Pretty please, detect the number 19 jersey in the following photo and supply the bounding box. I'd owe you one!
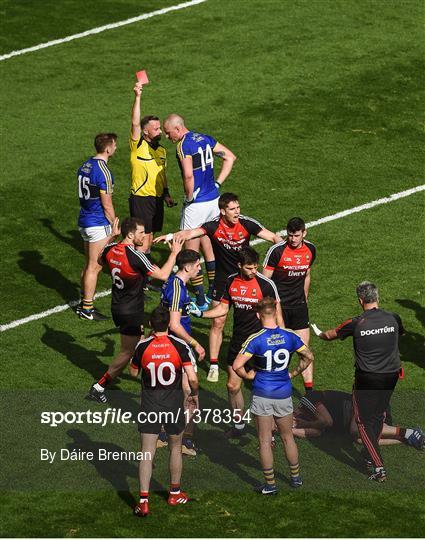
[240,327,306,399]
[177,131,219,202]
[77,157,114,227]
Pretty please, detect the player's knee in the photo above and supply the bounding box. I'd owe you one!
[226,380,241,395]
[212,317,225,331]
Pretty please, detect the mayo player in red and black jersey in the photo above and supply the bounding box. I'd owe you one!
[87,217,183,404]
[263,217,316,392]
[191,247,283,438]
[130,307,199,517]
[155,192,282,383]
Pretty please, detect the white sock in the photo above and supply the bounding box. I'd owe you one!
[93,383,104,392]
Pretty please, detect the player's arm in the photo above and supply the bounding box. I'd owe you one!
[190,301,229,319]
[233,352,256,380]
[131,83,143,141]
[163,172,175,208]
[213,142,237,186]
[276,301,285,328]
[304,268,311,302]
[153,228,205,245]
[257,228,283,244]
[262,268,274,279]
[294,403,333,430]
[289,346,314,379]
[100,191,116,224]
[169,311,205,360]
[179,155,196,201]
[129,345,142,377]
[311,318,355,341]
[184,363,199,409]
[96,219,120,265]
[149,237,184,281]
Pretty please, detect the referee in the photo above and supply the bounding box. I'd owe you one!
[311,281,404,482]
[129,82,175,255]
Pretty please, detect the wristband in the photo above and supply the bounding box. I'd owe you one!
[165,233,173,242]
[189,338,198,347]
[214,181,221,189]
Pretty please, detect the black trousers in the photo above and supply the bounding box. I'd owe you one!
[352,370,399,468]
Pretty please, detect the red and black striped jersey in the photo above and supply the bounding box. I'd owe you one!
[221,272,280,338]
[263,240,316,306]
[101,242,157,315]
[130,334,194,411]
[200,216,263,278]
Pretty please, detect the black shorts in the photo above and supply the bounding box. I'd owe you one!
[137,408,185,435]
[112,311,144,336]
[129,194,164,234]
[282,303,309,331]
[226,336,249,366]
[211,275,228,302]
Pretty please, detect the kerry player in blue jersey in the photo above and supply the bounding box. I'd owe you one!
[163,114,236,309]
[161,249,206,456]
[233,297,314,495]
[77,133,118,320]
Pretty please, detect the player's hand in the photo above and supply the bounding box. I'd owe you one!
[194,343,206,361]
[245,369,256,380]
[153,234,169,244]
[133,82,143,96]
[170,236,184,255]
[310,323,322,337]
[189,302,203,318]
[186,394,199,412]
[111,217,120,237]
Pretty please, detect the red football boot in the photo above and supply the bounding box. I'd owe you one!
[133,500,149,517]
[167,491,189,505]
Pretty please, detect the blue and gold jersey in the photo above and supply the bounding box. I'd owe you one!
[161,274,191,334]
[240,327,306,399]
[176,131,219,203]
[77,157,114,227]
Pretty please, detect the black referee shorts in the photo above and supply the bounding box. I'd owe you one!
[129,194,164,234]
[282,303,309,331]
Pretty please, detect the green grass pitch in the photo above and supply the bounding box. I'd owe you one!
[0,0,424,537]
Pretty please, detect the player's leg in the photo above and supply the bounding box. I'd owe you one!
[289,304,313,392]
[275,411,302,487]
[200,235,215,299]
[134,432,158,517]
[181,372,197,456]
[207,299,227,382]
[224,364,246,438]
[167,431,189,505]
[80,230,110,320]
[254,414,277,494]
[88,320,142,403]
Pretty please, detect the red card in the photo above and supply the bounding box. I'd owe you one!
[135,70,149,85]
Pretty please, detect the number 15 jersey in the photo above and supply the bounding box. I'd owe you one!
[77,157,114,228]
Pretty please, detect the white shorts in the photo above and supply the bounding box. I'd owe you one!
[180,197,219,230]
[79,224,112,243]
[250,395,293,417]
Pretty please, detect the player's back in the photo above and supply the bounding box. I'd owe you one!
[177,131,218,202]
[77,157,113,227]
[244,327,305,399]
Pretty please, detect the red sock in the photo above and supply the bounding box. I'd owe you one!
[98,372,112,388]
[210,358,218,365]
[139,491,149,502]
[304,382,313,392]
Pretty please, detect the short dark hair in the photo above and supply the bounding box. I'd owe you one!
[94,132,117,153]
[238,246,259,266]
[121,216,145,238]
[141,115,160,130]
[219,192,239,210]
[287,217,306,233]
[150,305,170,332]
[256,297,277,315]
[356,281,379,303]
[176,249,200,270]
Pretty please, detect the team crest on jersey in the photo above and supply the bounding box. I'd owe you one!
[306,255,310,261]
[238,232,244,239]
[252,289,257,296]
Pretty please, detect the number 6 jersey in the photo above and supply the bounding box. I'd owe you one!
[240,327,306,399]
[100,243,156,315]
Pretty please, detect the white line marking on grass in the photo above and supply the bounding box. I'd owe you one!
[1,184,424,332]
[0,0,207,62]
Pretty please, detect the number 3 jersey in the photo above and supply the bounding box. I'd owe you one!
[77,157,114,228]
[130,334,195,412]
[240,327,306,399]
[101,243,156,315]
[176,131,219,202]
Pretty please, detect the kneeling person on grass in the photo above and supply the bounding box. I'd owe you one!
[130,306,199,517]
[87,217,183,403]
[233,297,313,494]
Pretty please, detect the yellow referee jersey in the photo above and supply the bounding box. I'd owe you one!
[129,136,167,197]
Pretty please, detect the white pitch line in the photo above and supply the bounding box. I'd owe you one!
[0,0,207,62]
[1,184,424,332]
